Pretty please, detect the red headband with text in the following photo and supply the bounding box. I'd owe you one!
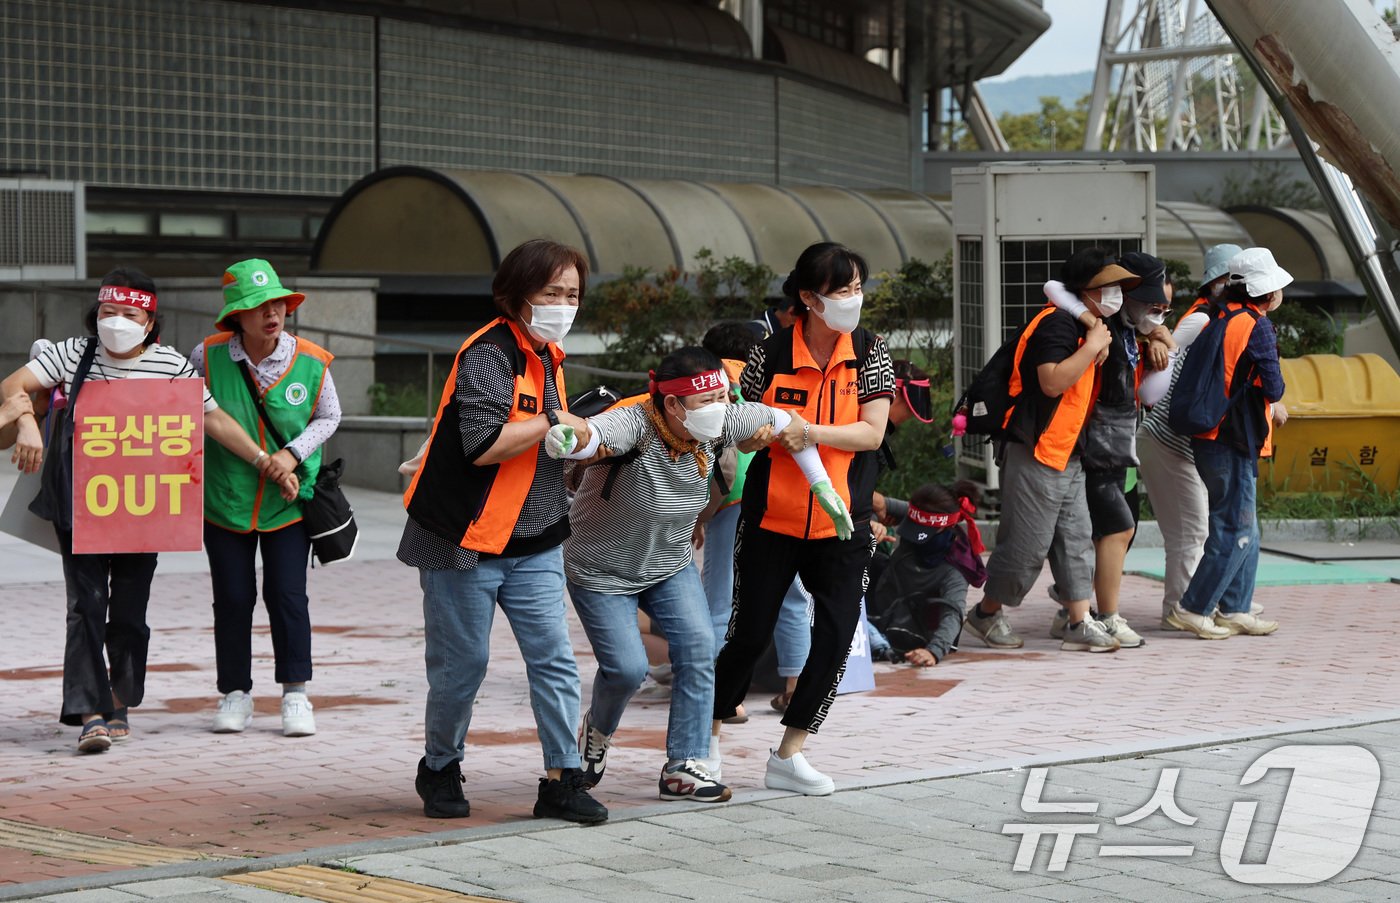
[908,496,984,555]
[97,285,158,311]
[650,369,726,398]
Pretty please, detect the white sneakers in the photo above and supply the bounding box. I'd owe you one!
[1214,611,1279,636]
[1164,604,1232,639]
[281,692,317,736]
[764,749,835,796]
[211,689,317,735]
[211,690,254,732]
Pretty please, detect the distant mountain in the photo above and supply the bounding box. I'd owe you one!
[977,71,1096,117]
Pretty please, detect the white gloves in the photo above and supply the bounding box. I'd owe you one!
[545,424,576,459]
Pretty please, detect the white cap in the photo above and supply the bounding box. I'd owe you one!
[1227,247,1293,298]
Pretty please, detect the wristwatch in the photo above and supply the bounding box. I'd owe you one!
[545,409,560,427]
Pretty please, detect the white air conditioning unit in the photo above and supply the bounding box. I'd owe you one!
[951,161,1154,488]
[0,179,86,281]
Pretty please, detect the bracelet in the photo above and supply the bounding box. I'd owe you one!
[801,423,812,450]
[252,450,268,467]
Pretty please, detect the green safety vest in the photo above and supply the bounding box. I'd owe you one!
[202,333,331,532]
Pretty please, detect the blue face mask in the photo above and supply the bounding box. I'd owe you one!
[914,528,956,567]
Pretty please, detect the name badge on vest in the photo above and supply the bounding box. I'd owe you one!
[518,393,539,414]
[775,387,808,407]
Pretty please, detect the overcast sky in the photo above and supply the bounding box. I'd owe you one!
[986,0,1397,81]
[986,0,1107,81]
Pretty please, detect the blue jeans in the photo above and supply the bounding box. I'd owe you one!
[569,564,714,761]
[775,578,813,678]
[1180,439,1259,616]
[702,504,741,650]
[419,545,581,773]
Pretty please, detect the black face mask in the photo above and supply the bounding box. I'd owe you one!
[914,528,955,567]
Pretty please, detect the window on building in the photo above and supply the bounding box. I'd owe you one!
[159,212,230,237]
[86,211,154,235]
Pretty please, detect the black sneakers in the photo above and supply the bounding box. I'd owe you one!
[578,710,611,788]
[415,757,472,819]
[534,767,609,825]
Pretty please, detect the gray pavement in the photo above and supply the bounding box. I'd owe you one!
[5,469,1400,902]
[15,717,1400,902]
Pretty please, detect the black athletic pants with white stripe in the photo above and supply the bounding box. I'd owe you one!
[713,519,874,734]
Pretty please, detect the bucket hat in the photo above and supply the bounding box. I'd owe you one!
[1200,243,1243,287]
[216,259,305,331]
[1227,247,1293,298]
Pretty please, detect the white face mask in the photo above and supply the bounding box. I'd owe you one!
[1122,301,1168,335]
[1139,309,1167,333]
[1209,282,1226,299]
[1094,284,1124,317]
[97,315,148,354]
[813,292,863,334]
[680,401,727,442]
[524,303,576,344]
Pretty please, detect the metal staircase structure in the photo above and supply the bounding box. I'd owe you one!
[1082,0,1285,152]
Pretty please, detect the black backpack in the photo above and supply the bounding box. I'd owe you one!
[952,323,1028,439]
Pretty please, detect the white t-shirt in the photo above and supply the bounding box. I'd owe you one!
[27,336,218,412]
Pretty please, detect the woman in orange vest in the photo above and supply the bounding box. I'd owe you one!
[398,239,607,826]
[710,241,896,796]
[967,250,1134,654]
[1167,247,1290,638]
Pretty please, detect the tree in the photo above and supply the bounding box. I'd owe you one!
[996,96,1090,151]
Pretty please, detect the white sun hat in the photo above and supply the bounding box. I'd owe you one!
[1227,247,1293,298]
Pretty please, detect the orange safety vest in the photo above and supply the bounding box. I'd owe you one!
[1196,301,1274,457]
[403,317,567,554]
[744,324,868,539]
[1005,305,1099,472]
[1181,297,1210,322]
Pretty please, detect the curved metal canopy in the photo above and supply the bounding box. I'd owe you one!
[312,166,953,278]
[311,166,1355,292]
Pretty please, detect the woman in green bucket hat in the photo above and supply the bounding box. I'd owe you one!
[188,258,342,738]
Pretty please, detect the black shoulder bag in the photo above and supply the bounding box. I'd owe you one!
[29,339,99,532]
[238,365,357,565]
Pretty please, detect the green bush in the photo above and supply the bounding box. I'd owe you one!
[367,381,432,417]
[865,255,958,501]
[581,250,777,374]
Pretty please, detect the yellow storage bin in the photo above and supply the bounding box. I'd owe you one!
[1265,353,1400,495]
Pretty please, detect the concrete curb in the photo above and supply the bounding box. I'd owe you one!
[8,707,1400,902]
[981,516,1400,549]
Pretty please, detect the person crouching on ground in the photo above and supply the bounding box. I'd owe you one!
[867,481,987,666]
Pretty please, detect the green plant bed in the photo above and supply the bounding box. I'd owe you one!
[1257,489,1400,521]
[367,381,433,418]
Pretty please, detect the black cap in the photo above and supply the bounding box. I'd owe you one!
[1119,251,1168,307]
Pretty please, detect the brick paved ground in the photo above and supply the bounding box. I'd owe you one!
[3,480,1399,892]
[4,544,1398,887]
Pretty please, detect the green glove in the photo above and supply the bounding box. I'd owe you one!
[545,424,576,459]
[811,480,853,541]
